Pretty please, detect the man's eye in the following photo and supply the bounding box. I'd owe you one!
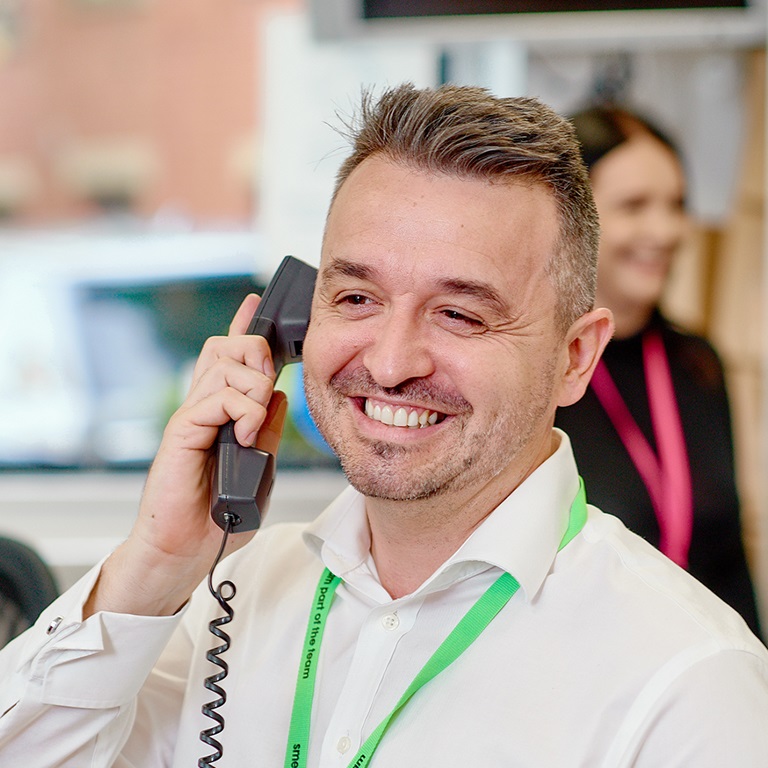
[333,293,378,313]
[441,309,484,327]
[340,294,372,305]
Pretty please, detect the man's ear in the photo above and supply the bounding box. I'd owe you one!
[556,308,614,407]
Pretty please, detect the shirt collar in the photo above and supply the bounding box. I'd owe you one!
[446,429,581,601]
[303,429,581,603]
[304,484,371,578]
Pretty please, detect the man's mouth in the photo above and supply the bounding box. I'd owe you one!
[363,397,443,429]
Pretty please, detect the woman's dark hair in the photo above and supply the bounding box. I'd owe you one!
[569,105,682,172]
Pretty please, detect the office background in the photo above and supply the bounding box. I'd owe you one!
[0,1,765,625]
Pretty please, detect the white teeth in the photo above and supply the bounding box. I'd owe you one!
[364,399,441,429]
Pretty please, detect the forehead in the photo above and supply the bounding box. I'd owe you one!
[323,156,560,297]
[591,136,685,196]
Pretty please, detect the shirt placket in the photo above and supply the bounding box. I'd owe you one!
[318,594,423,767]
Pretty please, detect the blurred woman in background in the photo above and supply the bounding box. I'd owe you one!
[556,105,762,637]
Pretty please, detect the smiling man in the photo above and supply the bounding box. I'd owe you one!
[1,84,767,767]
[302,153,589,599]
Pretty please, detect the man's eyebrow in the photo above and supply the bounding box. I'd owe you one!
[437,278,510,316]
[320,258,375,283]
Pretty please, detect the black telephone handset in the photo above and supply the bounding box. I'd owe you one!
[210,256,317,532]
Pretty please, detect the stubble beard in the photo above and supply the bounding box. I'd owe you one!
[303,366,557,503]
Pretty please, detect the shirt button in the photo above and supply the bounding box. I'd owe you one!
[46,616,63,635]
[337,736,351,754]
[381,613,399,631]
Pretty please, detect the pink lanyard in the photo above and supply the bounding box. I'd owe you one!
[589,328,693,568]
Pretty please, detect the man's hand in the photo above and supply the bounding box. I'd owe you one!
[84,294,288,618]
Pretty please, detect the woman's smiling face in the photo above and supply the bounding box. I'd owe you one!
[591,134,689,332]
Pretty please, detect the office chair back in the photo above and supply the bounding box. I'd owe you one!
[0,536,59,647]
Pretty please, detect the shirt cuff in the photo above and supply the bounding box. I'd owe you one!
[13,560,184,709]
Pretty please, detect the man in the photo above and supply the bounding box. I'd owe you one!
[1,83,767,766]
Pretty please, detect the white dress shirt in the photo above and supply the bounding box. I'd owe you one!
[1,430,767,767]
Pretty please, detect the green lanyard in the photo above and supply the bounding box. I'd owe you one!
[284,479,588,768]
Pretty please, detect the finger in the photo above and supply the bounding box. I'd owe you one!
[170,388,270,451]
[229,293,261,336]
[254,391,288,456]
[185,355,274,409]
[190,334,274,393]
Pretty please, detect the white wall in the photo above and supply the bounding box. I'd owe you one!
[0,468,348,591]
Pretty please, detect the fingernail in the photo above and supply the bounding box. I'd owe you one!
[246,431,258,447]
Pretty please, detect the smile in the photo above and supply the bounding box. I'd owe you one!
[364,398,442,429]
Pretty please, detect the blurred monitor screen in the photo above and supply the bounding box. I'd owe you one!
[0,233,337,472]
[311,0,761,43]
[363,1,747,15]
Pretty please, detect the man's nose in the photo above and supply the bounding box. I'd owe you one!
[361,311,436,389]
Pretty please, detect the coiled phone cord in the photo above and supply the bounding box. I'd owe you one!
[199,513,238,767]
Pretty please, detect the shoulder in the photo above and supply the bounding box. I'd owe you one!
[614,641,768,765]
[219,522,319,589]
[659,317,726,391]
[574,508,764,655]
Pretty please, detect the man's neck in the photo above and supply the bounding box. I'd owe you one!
[366,493,495,599]
[365,432,558,599]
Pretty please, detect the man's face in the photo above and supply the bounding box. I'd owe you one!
[303,156,567,502]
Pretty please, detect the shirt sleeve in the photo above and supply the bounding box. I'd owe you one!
[0,562,186,767]
[616,646,768,767]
